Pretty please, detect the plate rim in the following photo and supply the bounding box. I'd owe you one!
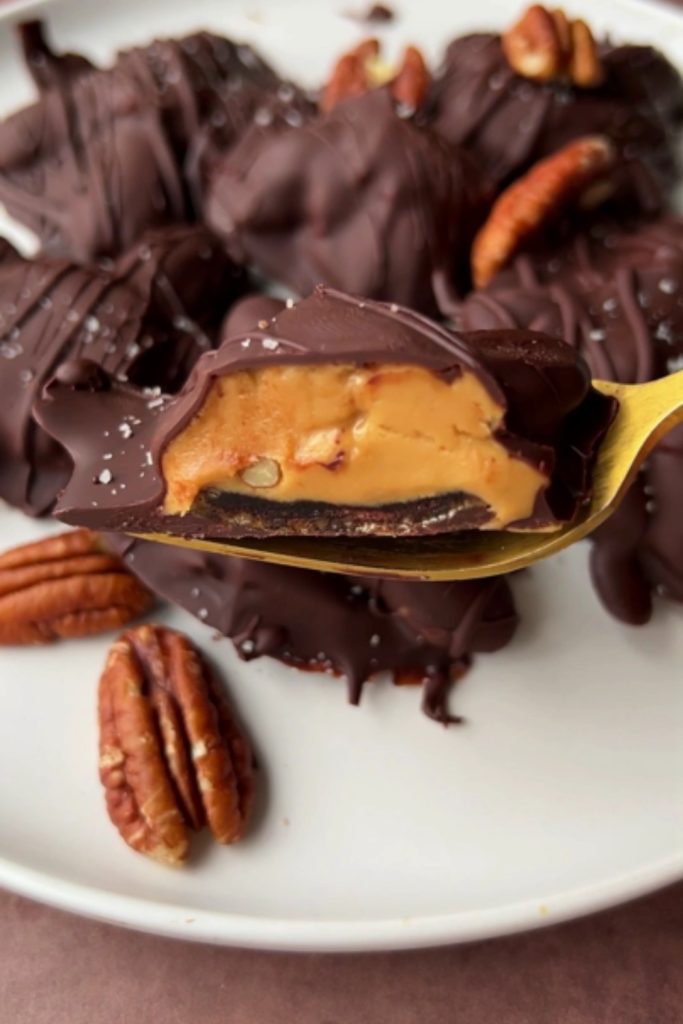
[2,849,683,951]
[0,0,682,952]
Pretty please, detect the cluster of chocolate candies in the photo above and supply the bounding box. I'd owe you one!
[0,7,681,723]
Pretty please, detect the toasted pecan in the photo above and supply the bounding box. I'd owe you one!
[320,38,430,113]
[502,5,603,87]
[98,624,254,865]
[471,135,616,287]
[0,529,153,644]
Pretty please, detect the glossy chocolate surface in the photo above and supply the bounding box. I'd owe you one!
[0,21,306,260]
[205,88,486,315]
[427,33,683,205]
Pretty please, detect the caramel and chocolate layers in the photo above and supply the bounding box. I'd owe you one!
[37,287,614,539]
[108,535,518,724]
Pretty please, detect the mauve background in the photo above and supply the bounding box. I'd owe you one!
[1,0,683,1018]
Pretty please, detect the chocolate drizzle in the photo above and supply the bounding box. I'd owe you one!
[0,22,307,260]
[108,535,518,724]
[205,88,487,314]
[35,287,614,537]
[0,224,244,515]
[455,215,683,623]
[426,33,683,205]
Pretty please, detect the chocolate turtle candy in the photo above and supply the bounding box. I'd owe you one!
[426,17,683,207]
[0,224,244,516]
[108,535,518,724]
[36,287,614,539]
[205,88,486,315]
[0,21,307,260]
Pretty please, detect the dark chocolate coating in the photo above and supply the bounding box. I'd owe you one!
[455,216,683,623]
[36,287,614,537]
[220,294,287,340]
[108,535,518,724]
[0,22,304,260]
[204,88,487,315]
[426,33,683,204]
[455,216,683,383]
[0,224,244,516]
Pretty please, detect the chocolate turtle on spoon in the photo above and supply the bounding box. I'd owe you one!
[35,285,614,544]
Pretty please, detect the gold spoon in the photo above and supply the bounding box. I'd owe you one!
[137,370,683,581]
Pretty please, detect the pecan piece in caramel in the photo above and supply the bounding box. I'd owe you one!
[98,624,254,865]
[0,529,153,644]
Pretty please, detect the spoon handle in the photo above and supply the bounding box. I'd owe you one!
[590,369,683,512]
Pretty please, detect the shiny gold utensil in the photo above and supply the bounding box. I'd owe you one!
[136,371,683,581]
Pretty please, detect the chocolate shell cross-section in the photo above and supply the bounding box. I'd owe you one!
[36,287,615,540]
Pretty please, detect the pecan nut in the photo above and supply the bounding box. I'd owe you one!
[320,38,430,113]
[388,45,431,112]
[0,529,153,644]
[471,135,616,288]
[98,624,254,865]
[502,5,603,87]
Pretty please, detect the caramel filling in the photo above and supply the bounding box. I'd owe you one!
[162,363,549,528]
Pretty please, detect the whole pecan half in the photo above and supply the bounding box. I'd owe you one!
[320,38,430,113]
[502,5,603,87]
[99,624,254,866]
[0,529,153,644]
[471,135,616,288]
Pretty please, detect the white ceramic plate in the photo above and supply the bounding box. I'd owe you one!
[0,0,682,953]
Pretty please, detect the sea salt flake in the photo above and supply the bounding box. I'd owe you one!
[658,277,678,295]
[655,321,674,343]
[254,107,273,127]
[98,469,113,485]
